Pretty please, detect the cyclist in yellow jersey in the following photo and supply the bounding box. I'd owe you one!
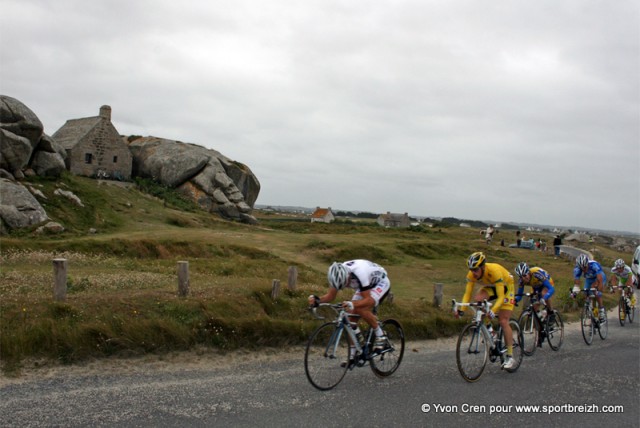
[456,252,516,369]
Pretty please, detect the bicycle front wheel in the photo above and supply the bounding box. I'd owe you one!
[598,309,608,340]
[546,310,564,351]
[518,310,537,356]
[581,305,594,345]
[304,322,349,391]
[370,319,405,378]
[618,296,626,326]
[456,323,488,382]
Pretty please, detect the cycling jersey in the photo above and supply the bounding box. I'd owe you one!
[463,262,515,312]
[515,267,555,302]
[611,265,633,281]
[574,260,606,289]
[342,259,390,304]
[611,265,638,287]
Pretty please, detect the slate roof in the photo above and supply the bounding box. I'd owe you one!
[52,117,102,150]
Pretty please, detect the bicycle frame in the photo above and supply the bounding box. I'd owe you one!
[310,304,379,362]
[452,299,498,350]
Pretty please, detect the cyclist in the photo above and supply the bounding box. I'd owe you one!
[308,259,391,363]
[455,252,516,369]
[514,262,556,343]
[610,258,637,309]
[572,254,607,322]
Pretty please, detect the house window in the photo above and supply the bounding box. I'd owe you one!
[113,156,118,163]
[85,153,93,164]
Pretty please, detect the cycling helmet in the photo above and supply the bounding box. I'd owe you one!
[515,262,530,277]
[614,258,625,270]
[576,254,589,269]
[327,262,349,290]
[467,252,486,270]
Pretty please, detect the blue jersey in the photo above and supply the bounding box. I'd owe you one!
[516,267,555,302]
[573,260,606,286]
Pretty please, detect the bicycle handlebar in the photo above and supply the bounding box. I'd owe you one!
[451,299,493,312]
[308,303,362,320]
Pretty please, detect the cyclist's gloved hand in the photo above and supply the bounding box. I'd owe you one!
[342,301,354,311]
[308,295,320,307]
[540,298,546,307]
[487,310,496,320]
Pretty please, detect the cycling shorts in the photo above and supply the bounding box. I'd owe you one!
[480,285,515,311]
[353,277,391,305]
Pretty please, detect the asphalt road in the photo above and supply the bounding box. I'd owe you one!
[2,310,638,428]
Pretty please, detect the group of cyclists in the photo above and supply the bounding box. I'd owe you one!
[308,246,637,373]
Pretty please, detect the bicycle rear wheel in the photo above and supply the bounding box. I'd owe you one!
[456,323,488,382]
[618,296,626,326]
[581,305,594,345]
[304,322,349,390]
[370,319,405,378]
[598,309,608,340]
[518,310,537,356]
[546,310,564,351]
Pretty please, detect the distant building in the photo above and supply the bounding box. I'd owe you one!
[311,207,335,223]
[53,105,132,180]
[377,212,411,228]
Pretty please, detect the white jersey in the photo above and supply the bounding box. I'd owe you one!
[611,265,633,280]
[342,259,391,304]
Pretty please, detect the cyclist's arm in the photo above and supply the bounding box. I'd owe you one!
[573,266,582,286]
[515,282,525,303]
[318,287,338,304]
[595,272,605,289]
[540,279,555,301]
[460,281,474,312]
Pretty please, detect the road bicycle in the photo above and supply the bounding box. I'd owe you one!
[610,284,636,326]
[573,287,608,345]
[452,299,523,383]
[304,303,405,391]
[517,292,564,356]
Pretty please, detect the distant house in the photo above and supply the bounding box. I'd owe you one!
[377,212,411,228]
[52,105,132,180]
[311,207,335,223]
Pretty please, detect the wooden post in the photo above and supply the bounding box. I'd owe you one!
[53,258,67,301]
[177,261,189,297]
[287,266,298,291]
[271,279,280,300]
[433,283,444,307]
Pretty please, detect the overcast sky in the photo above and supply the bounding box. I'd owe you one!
[2,1,639,233]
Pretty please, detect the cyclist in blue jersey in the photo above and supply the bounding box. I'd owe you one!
[573,254,607,321]
[514,262,556,323]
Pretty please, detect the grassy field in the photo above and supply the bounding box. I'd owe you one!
[0,174,630,374]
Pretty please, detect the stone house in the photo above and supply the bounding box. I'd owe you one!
[377,212,410,228]
[310,207,335,223]
[52,105,132,180]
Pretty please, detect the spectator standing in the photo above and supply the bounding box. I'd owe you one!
[553,235,562,258]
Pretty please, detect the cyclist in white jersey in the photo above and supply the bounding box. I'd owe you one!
[308,259,391,362]
[610,258,637,306]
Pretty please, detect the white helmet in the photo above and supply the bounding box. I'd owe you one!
[327,262,349,290]
[614,258,625,270]
[576,254,589,269]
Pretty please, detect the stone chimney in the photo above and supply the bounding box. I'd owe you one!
[99,105,112,120]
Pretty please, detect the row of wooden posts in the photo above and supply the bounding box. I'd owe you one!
[52,258,446,306]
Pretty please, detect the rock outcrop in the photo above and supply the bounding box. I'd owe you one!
[0,95,66,179]
[0,178,48,233]
[129,137,260,224]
